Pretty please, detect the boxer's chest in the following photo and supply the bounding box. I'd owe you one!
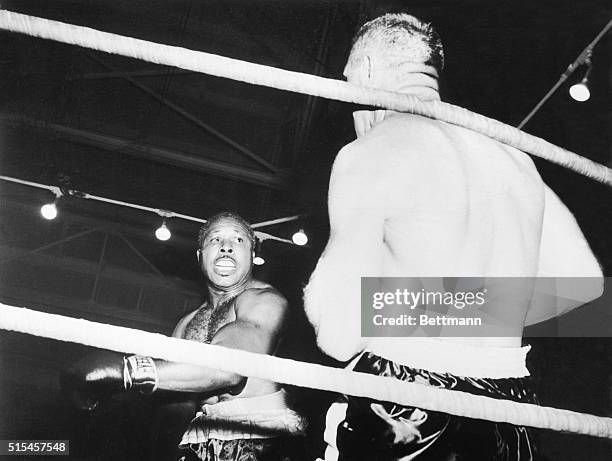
[182,299,236,343]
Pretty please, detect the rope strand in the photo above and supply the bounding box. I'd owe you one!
[0,304,611,438]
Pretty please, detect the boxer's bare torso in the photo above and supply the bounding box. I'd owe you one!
[173,279,283,403]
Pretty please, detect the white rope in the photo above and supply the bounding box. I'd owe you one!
[0,11,610,186]
[1,304,611,438]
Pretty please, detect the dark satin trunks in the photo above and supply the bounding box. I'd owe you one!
[336,352,538,461]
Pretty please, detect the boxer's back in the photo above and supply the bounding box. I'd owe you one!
[340,113,544,348]
[364,113,544,279]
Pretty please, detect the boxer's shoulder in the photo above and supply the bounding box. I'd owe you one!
[379,113,541,187]
[242,279,286,299]
[238,285,286,304]
[333,123,443,189]
[343,114,453,162]
[377,112,451,141]
[234,282,288,327]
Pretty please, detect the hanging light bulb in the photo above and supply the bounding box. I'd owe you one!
[40,202,58,220]
[40,189,62,220]
[569,78,590,102]
[155,220,171,241]
[292,229,308,246]
[569,65,591,102]
[253,239,265,265]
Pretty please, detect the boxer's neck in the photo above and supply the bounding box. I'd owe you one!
[353,69,440,137]
[390,69,440,100]
[207,277,251,307]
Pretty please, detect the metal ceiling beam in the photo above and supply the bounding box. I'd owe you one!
[0,242,195,293]
[19,70,286,121]
[0,227,101,265]
[87,54,282,175]
[2,114,289,190]
[64,69,283,120]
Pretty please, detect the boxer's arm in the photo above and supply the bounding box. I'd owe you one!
[155,288,288,392]
[526,185,604,324]
[304,143,391,361]
[145,309,218,393]
[62,294,287,400]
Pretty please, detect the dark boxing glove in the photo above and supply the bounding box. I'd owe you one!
[60,350,124,412]
[60,350,158,412]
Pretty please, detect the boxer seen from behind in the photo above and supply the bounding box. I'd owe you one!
[303,13,603,461]
[62,212,306,461]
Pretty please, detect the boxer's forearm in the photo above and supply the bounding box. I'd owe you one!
[306,145,388,360]
[154,361,244,393]
[538,185,603,282]
[304,252,367,361]
[526,185,604,324]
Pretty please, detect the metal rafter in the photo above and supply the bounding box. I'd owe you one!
[86,54,282,175]
[63,69,283,120]
[2,114,289,189]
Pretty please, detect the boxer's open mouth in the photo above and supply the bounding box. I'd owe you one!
[215,257,236,268]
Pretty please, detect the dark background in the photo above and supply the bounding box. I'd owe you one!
[0,1,610,460]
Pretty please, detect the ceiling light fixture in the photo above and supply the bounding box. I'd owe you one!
[40,202,58,220]
[0,175,301,246]
[517,17,612,129]
[155,219,171,241]
[569,66,591,102]
[292,229,308,246]
[40,190,63,220]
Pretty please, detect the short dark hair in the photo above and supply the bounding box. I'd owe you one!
[197,211,257,249]
[350,13,444,75]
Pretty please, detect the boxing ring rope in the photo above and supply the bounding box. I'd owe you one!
[0,11,611,186]
[1,304,611,439]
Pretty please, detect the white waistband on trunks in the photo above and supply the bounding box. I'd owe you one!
[200,389,291,416]
[364,338,531,378]
[179,389,306,444]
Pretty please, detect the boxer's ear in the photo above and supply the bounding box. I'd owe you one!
[365,55,373,81]
[343,55,373,85]
[356,55,374,81]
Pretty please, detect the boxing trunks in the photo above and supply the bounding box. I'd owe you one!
[325,342,537,461]
[179,390,306,461]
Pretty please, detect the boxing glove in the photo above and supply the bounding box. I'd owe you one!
[60,350,158,411]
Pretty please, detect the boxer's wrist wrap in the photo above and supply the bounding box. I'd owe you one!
[123,355,158,394]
